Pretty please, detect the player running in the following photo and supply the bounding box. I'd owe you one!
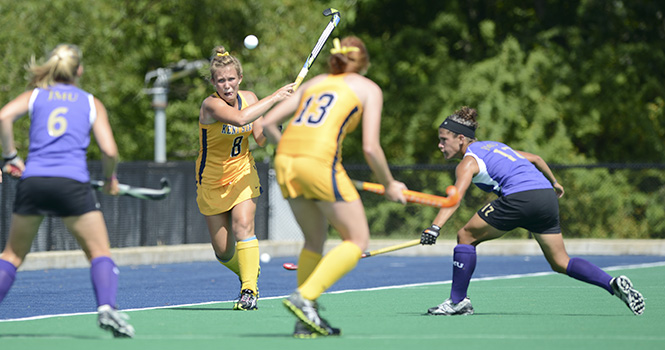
[196,46,294,310]
[421,106,645,316]
[0,44,135,337]
[262,36,407,337]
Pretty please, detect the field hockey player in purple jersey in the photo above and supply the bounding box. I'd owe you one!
[420,106,644,316]
[0,44,134,337]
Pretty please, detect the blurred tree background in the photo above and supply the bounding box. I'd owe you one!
[1,0,663,163]
[1,0,664,238]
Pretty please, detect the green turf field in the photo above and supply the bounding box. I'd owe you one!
[1,265,662,350]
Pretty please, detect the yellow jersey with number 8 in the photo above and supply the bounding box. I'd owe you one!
[196,92,255,187]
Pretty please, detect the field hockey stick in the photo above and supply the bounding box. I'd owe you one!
[353,180,460,208]
[91,177,171,200]
[282,239,421,270]
[292,8,341,91]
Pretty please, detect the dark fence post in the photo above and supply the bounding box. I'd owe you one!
[255,158,270,240]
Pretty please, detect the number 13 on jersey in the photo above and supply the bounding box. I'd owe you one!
[292,92,338,127]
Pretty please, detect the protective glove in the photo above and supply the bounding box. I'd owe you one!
[2,152,24,178]
[420,224,440,245]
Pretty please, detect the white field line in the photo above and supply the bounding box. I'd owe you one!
[2,260,663,323]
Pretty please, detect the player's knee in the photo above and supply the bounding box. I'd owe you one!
[215,249,234,262]
[551,264,567,274]
[547,258,569,274]
[456,228,476,245]
[232,221,255,239]
[350,237,369,252]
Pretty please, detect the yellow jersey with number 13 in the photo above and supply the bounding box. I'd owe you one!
[276,73,363,165]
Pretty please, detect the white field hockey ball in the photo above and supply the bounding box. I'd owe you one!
[244,35,258,49]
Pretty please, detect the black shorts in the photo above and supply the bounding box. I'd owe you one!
[13,177,100,217]
[477,189,560,234]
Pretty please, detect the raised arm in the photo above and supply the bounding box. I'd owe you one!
[262,75,325,144]
[201,83,295,127]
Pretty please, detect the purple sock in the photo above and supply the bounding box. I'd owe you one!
[566,257,613,294]
[0,259,17,304]
[90,256,119,308]
[450,244,476,303]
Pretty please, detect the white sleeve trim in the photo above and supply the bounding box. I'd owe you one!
[88,93,97,125]
[28,88,39,118]
[466,149,501,193]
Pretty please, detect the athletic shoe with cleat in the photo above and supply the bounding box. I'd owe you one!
[97,304,135,338]
[283,291,339,336]
[427,297,474,316]
[293,320,341,339]
[611,275,645,315]
[234,289,258,310]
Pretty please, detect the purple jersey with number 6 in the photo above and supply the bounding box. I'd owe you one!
[23,84,96,183]
[465,141,552,197]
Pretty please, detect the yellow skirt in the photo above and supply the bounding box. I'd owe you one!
[274,154,359,202]
[196,168,262,216]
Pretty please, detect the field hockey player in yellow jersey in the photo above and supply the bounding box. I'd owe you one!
[196,46,294,310]
[262,36,407,337]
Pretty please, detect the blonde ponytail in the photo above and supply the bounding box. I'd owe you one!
[28,44,82,88]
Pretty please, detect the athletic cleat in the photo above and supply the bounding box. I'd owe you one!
[293,320,341,338]
[283,291,338,336]
[237,266,261,298]
[427,297,474,316]
[97,304,135,338]
[611,276,645,315]
[234,289,258,310]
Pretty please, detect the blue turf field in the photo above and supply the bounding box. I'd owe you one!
[2,254,664,320]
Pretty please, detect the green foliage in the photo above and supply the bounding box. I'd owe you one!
[336,0,665,240]
[1,0,663,239]
[344,0,665,165]
[2,0,662,163]
[556,166,665,238]
[0,0,358,161]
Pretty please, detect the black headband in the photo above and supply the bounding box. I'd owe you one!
[439,117,476,139]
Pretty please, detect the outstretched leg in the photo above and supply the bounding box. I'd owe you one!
[534,232,644,315]
[533,233,612,291]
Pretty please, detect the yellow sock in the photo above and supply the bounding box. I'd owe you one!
[216,250,239,275]
[297,249,323,287]
[299,241,362,301]
[237,237,260,293]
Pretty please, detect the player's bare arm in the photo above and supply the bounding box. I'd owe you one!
[517,150,564,197]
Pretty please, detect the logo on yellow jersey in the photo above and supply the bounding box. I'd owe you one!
[221,124,252,135]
